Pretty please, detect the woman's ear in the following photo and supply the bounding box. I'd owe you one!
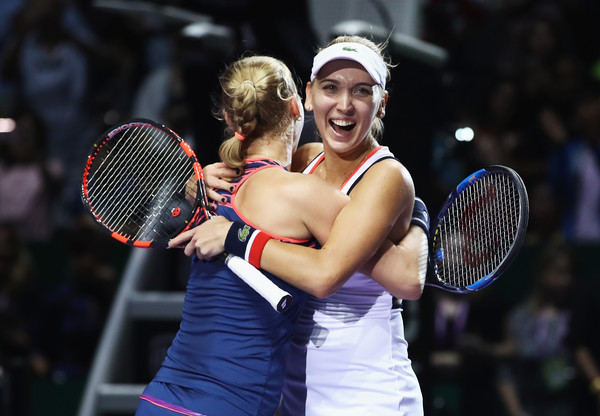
[377,91,389,119]
[290,93,303,120]
[291,93,304,150]
[304,82,314,111]
[224,112,233,128]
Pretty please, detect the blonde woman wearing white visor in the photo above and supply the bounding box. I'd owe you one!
[277,35,424,416]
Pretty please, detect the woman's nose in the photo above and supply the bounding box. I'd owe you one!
[336,90,354,113]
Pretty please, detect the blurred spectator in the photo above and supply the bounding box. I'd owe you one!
[516,10,572,105]
[411,288,506,416]
[548,89,600,242]
[0,0,23,105]
[0,0,115,227]
[495,242,577,416]
[525,181,563,244]
[0,112,60,242]
[469,77,525,171]
[0,0,23,54]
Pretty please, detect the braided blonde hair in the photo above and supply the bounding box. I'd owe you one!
[217,55,299,169]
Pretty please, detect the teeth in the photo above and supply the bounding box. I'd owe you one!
[331,119,354,127]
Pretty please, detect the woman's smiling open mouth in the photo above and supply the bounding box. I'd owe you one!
[331,118,356,133]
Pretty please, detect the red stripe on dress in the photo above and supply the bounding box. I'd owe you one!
[139,394,207,416]
[338,146,383,190]
[306,153,325,174]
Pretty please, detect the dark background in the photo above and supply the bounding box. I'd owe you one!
[0,0,599,415]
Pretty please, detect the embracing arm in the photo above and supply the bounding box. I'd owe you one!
[172,160,424,299]
[359,197,429,299]
[236,161,417,298]
[360,224,427,300]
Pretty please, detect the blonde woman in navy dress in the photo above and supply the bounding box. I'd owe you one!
[134,55,350,416]
[182,36,427,415]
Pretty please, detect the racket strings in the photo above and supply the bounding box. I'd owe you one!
[130,129,191,240]
[90,126,162,233]
[85,124,196,241]
[127,128,193,239]
[434,173,521,288]
[92,126,159,232]
[88,126,140,207]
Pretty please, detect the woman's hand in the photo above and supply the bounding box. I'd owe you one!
[168,216,234,259]
[203,162,241,209]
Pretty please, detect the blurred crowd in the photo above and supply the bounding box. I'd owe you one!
[0,0,599,415]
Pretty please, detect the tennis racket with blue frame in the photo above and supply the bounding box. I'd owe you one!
[426,165,529,293]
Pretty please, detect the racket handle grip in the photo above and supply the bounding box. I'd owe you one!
[224,254,293,312]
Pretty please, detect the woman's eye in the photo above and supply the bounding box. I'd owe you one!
[354,87,372,97]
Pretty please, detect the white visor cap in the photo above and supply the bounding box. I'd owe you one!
[310,42,387,89]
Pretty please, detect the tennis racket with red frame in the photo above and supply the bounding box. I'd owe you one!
[81,118,292,312]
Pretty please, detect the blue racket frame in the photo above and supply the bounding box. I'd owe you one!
[427,165,529,293]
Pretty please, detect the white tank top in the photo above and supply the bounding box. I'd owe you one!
[280,146,423,415]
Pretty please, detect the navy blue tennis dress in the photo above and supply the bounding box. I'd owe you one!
[135,159,313,416]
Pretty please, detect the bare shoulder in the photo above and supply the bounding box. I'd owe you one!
[360,158,415,196]
[246,167,342,204]
[291,142,324,172]
[273,170,349,217]
[350,158,415,216]
[344,158,415,242]
[287,170,336,192]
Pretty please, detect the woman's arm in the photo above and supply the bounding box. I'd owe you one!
[360,225,427,300]
[179,213,426,300]
[251,159,413,298]
[291,143,425,299]
[174,159,421,299]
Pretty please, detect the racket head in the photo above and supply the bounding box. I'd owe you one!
[81,118,210,248]
[427,165,529,293]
